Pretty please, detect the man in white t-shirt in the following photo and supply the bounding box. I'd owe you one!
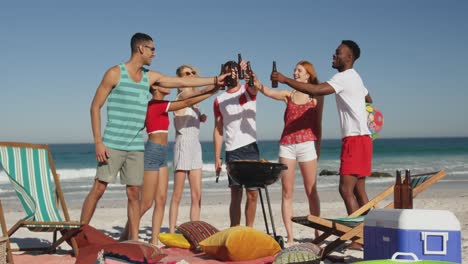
[271,40,373,218]
[213,60,260,227]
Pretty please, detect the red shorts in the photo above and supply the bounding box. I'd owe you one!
[339,135,372,177]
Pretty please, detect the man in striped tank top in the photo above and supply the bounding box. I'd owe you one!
[81,33,228,241]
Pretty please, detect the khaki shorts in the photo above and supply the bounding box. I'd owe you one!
[96,148,144,186]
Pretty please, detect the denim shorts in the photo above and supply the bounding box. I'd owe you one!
[226,142,260,188]
[144,141,168,171]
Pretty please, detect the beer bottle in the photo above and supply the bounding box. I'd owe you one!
[238,53,245,80]
[403,169,413,209]
[394,170,402,209]
[247,61,254,87]
[272,61,278,88]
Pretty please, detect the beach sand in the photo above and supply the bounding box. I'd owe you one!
[2,177,467,263]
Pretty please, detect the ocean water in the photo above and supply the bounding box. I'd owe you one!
[1,137,467,202]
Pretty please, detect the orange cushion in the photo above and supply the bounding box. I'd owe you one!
[198,226,282,261]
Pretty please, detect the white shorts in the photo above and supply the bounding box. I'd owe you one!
[279,141,317,162]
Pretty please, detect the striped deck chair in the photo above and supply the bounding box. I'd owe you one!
[0,142,82,256]
[291,170,447,260]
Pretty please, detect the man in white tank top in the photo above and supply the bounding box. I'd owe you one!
[213,60,260,227]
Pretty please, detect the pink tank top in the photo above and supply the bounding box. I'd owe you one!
[280,97,318,145]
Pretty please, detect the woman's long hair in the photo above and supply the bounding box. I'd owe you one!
[297,60,319,84]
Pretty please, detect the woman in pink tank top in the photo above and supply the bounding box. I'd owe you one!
[255,61,323,244]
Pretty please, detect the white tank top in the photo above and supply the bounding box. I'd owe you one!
[214,85,257,151]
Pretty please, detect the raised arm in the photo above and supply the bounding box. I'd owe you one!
[254,77,290,102]
[90,66,119,163]
[168,85,220,112]
[149,71,228,89]
[271,71,335,96]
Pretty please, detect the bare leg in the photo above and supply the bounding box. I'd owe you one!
[354,177,369,208]
[151,166,169,245]
[121,170,157,241]
[169,170,187,233]
[230,186,243,227]
[245,188,258,227]
[280,157,296,243]
[126,185,141,241]
[339,175,359,215]
[188,168,202,221]
[299,159,320,238]
[80,179,108,224]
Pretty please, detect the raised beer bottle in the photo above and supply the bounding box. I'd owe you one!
[247,61,254,87]
[403,169,413,209]
[238,53,245,80]
[394,170,402,209]
[272,61,278,88]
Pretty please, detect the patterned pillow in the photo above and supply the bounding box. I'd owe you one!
[273,243,321,264]
[176,221,219,250]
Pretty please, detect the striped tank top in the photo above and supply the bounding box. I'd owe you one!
[102,63,150,151]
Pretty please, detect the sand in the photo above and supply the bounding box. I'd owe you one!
[2,177,467,263]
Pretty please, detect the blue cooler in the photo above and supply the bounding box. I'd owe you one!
[364,209,461,263]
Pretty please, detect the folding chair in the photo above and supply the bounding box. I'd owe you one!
[0,142,82,256]
[291,170,447,260]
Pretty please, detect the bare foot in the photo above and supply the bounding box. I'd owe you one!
[347,241,363,251]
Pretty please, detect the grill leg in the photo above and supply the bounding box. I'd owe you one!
[263,186,277,237]
[257,188,270,235]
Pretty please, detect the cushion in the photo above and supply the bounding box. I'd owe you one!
[158,233,191,249]
[76,240,166,264]
[273,243,321,264]
[103,241,166,264]
[73,224,117,248]
[198,226,282,261]
[176,221,219,250]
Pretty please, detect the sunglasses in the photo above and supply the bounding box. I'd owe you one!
[183,71,197,76]
[144,45,155,51]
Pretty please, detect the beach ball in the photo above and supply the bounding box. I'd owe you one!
[366,103,384,140]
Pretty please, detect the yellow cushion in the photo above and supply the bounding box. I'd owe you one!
[158,233,191,249]
[198,226,281,261]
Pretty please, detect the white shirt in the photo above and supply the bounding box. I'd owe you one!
[327,69,371,138]
[214,85,257,151]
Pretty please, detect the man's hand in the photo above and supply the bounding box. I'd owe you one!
[200,114,207,123]
[95,142,110,163]
[215,158,223,177]
[271,71,287,84]
[217,73,231,86]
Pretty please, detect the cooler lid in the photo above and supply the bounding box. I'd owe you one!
[364,209,460,230]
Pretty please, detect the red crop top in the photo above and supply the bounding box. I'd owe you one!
[145,100,171,134]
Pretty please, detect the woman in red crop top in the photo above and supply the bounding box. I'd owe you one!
[254,61,323,244]
[121,78,220,245]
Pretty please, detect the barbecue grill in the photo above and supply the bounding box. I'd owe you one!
[227,160,288,248]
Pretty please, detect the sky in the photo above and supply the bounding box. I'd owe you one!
[1,1,467,144]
